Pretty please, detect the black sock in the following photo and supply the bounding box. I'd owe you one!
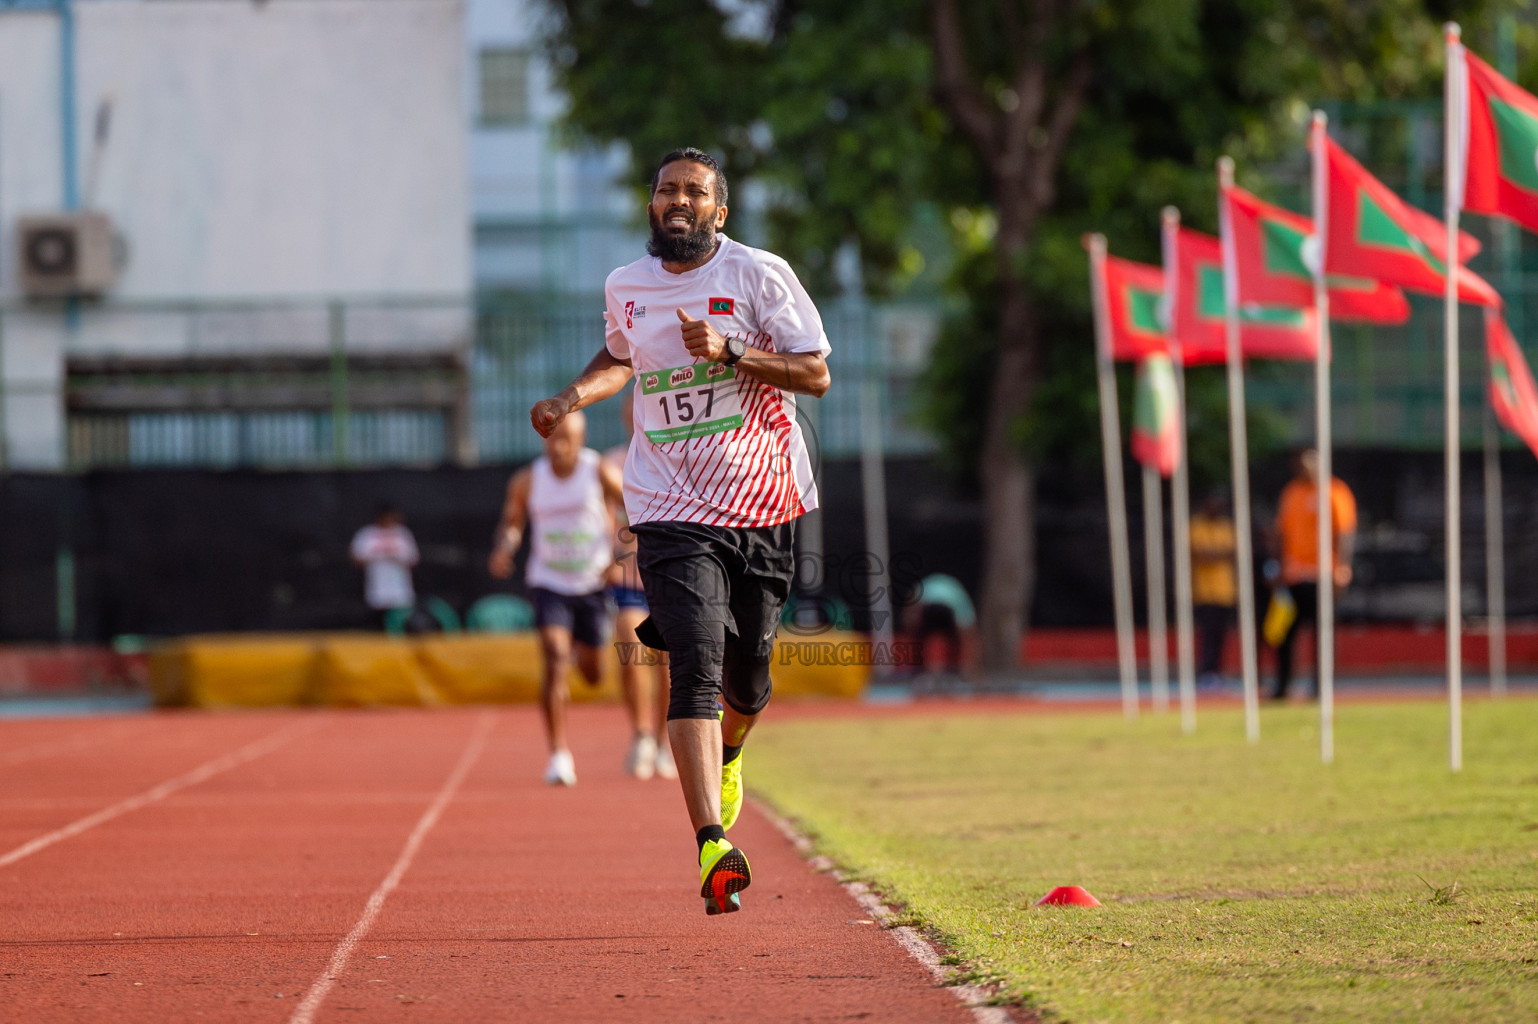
[696,824,726,852]
[722,743,742,765]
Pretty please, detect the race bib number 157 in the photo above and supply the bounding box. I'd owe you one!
[638,362,744,443]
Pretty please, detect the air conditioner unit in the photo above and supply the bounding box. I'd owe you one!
[16,212,117,297]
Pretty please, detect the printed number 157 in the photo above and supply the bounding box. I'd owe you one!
[657,388,715,425]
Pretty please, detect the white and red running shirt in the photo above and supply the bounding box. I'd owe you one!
[604,234,830,528]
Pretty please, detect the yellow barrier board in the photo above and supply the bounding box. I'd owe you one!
[310,637,445,707]
[415,634,624,704]
[150,634,321,708]
[151,630,869,707]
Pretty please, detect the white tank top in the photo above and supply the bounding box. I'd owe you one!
[526,448,612,596]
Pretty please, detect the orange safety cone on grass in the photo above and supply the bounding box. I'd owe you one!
[1035,885,1102,907]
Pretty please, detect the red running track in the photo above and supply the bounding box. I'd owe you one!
[0,706,975,1023]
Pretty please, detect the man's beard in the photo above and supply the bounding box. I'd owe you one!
[647,207,718,264]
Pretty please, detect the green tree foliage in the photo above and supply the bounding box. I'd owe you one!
[544,0,956,295]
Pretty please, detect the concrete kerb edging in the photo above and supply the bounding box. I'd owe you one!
[751,797,1028,1024]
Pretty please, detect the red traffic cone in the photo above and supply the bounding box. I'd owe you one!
[1035,885,1101,907]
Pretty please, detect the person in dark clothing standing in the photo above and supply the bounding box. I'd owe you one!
[1190,493,1237,688]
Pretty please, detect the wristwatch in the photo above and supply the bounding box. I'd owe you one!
[723,336,747,366]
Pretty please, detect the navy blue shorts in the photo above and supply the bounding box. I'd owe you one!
[530,587,612,649]
[608,584,648,611]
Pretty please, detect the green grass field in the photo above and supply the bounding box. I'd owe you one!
[751,698,1538,1023]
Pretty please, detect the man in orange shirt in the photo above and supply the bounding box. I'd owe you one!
[1270,449,1357,700]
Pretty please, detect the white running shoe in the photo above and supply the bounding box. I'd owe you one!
[543,749,577,786]
[626,734,658,780]
[653,742,678,780]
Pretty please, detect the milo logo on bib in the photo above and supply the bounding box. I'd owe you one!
[638,362,745,444]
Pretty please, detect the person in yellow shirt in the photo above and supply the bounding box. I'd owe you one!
[1190,493,1237,688]
[1270,449,1357,700]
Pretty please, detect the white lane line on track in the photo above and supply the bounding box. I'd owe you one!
[753,798,1019,1024]
[287,711,497,1024]
[0,718,319,870]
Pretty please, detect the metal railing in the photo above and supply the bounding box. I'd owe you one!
[0,294,472,471]
[2,291,940,471]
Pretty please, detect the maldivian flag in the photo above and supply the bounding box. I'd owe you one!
[1101,254,1169,361]
[1130,351,1181,477]
[1457,44,1538,234]
[1319,129,1501,306]
[1485,308,1538,457]
[1222,184,1410,324]
[1170,227,1316,364]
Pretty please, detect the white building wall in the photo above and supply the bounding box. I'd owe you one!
[0,0,473,468]
[77,0,470,301]
[0,13,67,468]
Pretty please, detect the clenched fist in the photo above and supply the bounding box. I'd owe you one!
[530,395,572,438]
[677,307,727,363]
[488,546,515,579]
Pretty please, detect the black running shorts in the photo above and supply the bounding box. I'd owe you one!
[529,586,612,649]
[632,520,795,719]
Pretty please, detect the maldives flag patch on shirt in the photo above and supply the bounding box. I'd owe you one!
[709,297,735,315]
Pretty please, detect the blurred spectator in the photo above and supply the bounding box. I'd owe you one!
[350,504,420,630]
[1270,449,1357,700]
[905,573,976,676]
[1190,492,1237,689]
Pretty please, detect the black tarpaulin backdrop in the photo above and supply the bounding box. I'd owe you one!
[2,452,1536,643]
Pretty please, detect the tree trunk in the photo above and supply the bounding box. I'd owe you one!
[976,210,1039,673]
[922,0,1091,675]
[977,411,1035,671]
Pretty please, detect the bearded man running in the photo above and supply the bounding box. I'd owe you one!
[530,147,830,915]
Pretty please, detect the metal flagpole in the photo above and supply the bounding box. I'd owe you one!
[1163,207,1199,734]
[1444,24,1465,770]
[1486,17,1514,701]
[859,376,895,675]
[855,309,895,681]
[1087,234,1140,719]
[1484,361,1507,699]
[1143,464,1170,713]
[1217,158,1261,744]
[1311,111,1337,765]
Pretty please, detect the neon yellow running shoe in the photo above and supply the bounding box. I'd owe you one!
[699,838,751,915]
[720,751,744,831]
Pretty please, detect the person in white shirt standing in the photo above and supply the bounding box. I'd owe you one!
[350,504,420,629]
[489,409,626,786]
[531,148,831,916]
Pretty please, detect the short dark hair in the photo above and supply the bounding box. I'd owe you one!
[651,147,728,207]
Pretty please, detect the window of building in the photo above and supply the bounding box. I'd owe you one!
[479,48,531,127]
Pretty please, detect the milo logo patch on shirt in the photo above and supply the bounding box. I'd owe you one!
[707,363,729,380]
[644,373,661,391]
[669,367,694,388]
